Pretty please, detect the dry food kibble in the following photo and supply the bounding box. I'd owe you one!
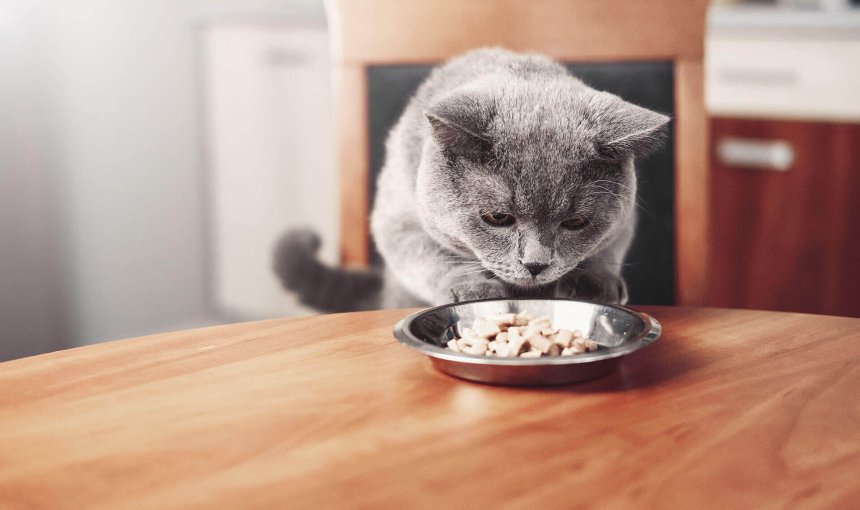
[447,311,599,358]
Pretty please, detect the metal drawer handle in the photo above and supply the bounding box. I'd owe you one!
[265,47,310,66]
[716,68,798,87]
[717,137,794,171]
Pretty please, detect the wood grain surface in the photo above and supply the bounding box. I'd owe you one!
[333,63,371,266]
[674,59,711,306]
[710,118,860,317]
[1,307,858,509]
[327,0,708,64]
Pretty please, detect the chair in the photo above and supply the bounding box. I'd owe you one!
[325,0,710,305]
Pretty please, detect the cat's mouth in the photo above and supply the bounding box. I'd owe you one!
[509,276,554,288]
[490,270,556,288]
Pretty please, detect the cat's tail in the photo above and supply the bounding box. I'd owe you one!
[273,228,383,312]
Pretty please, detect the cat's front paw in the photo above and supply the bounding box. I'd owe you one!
[556,269,628,304]
[445,275,508,303]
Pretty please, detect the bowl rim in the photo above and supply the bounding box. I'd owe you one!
[393,298,661,366]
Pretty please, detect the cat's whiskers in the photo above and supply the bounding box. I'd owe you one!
[454,269,493,279]
[589,260,637,269]
[448,260,489,274]
[590,186,629,205]
[440,261,482,267]
[440,254,482,264]
[563,277,577,297]
[591,180,649,212]
[593,189,653,220]
[590,189,626,207]
[591,184,657,220]
[592,179,635,194]
[442,258,483,268]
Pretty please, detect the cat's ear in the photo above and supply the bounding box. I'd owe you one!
[593,96,670,162]
[425,112,492,158]
[424,94,494,160]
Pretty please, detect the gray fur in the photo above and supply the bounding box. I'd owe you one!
[275,48,668,311]
[272,229,382,312]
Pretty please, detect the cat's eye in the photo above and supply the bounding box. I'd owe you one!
[481,212,515,227]
[561,216,589,230]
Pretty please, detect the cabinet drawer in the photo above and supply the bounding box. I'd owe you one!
[710,118,860,317]
[707,36,860,122]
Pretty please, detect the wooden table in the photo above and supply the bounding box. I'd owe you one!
[1,306,858,509]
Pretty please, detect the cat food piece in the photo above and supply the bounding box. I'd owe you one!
[506,334,528,357]
[461,335,488,347]
[552,329,574,347]
[572,338,594,350]
[446,311,599,358]
[473,319,502,339]
[463,343,488,355]
[490,313,517,330]
[519,350,543,358]
[493,342,511,358]
[528,316,553,330]
[562,345,584,355]
[525,333,553,354]
[513,312,533,326]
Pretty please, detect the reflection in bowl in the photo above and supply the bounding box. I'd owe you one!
[394,298,661,386]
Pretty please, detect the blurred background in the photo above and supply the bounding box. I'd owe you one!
[1,0,858,361]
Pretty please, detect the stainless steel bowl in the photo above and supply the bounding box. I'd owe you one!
[394,298,661,386]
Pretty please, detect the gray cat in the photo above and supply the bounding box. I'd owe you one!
[274,48,668,312]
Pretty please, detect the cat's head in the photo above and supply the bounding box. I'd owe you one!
[415,75,669,287]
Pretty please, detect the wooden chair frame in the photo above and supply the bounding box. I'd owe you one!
[325,0,710,305]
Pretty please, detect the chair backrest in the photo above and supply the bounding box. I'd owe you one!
[325,0,710,305]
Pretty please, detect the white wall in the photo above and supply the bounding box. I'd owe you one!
[0,0,331,358]
[203,23,338,320]
[0,0,68,359]
[41,0,217,345]
[0,0,219,351]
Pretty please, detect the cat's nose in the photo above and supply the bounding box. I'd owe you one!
[523,263,548,276]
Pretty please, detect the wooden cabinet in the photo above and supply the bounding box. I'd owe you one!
[705,6,860,317]
[709,118,860,317]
